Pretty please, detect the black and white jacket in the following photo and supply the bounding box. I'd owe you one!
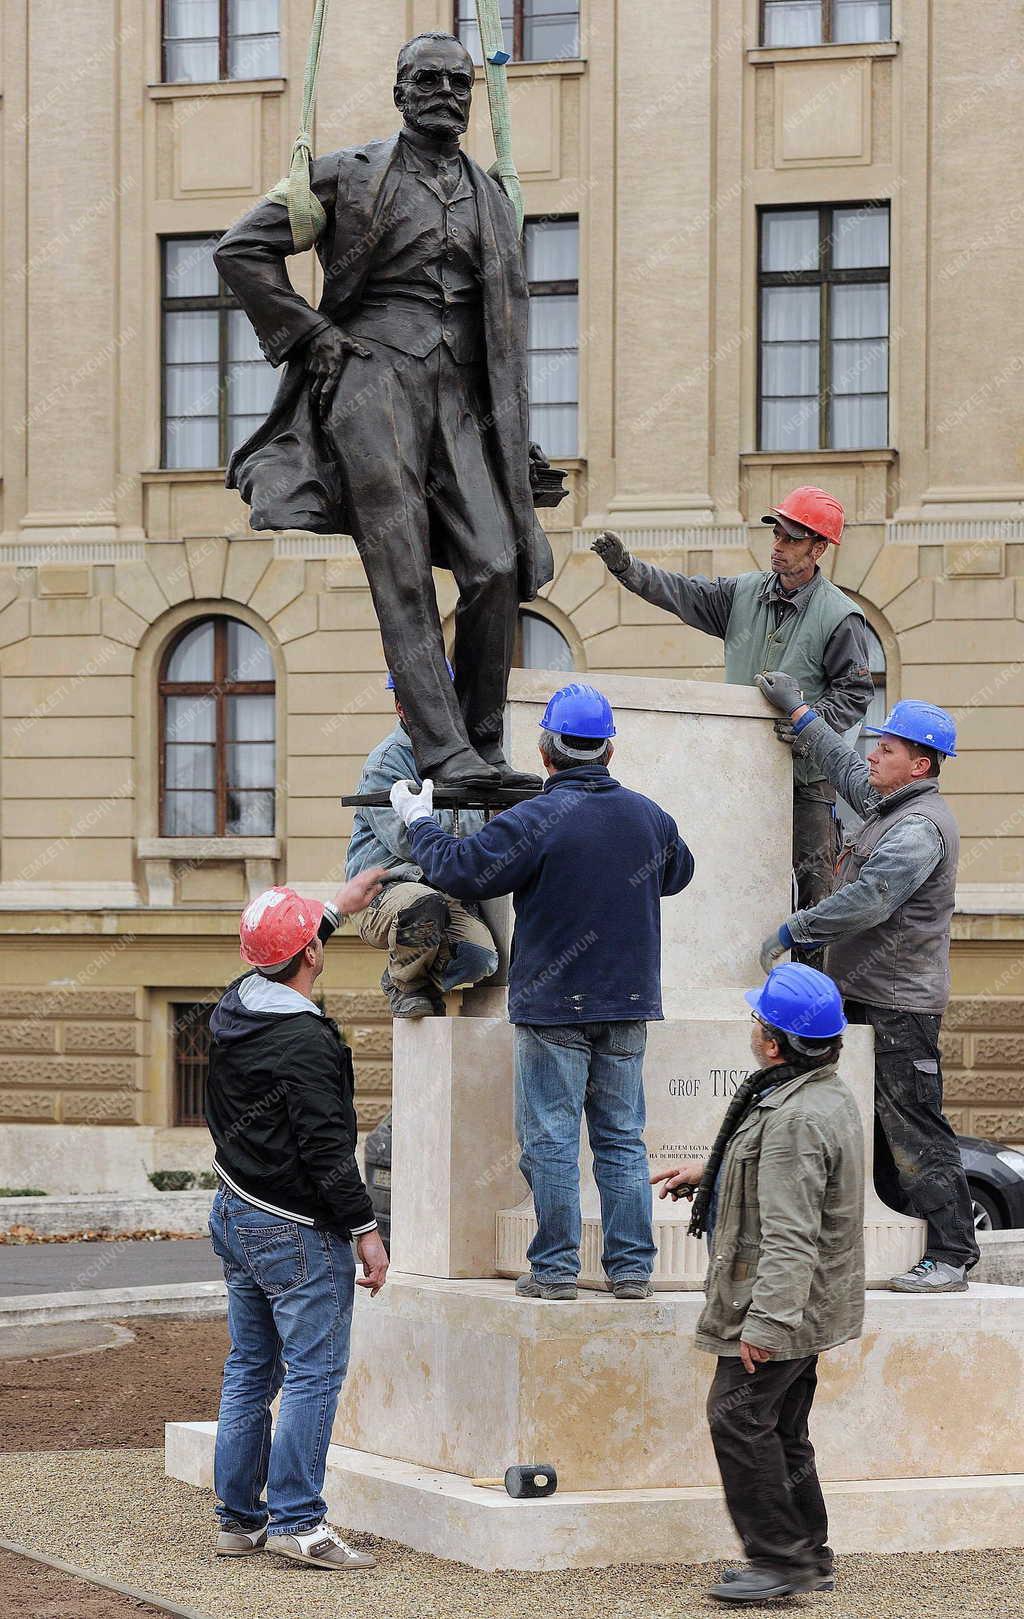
[205,968,376,1238]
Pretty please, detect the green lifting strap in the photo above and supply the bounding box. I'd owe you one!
[272,1,524,250]
[474,0,525,236]
[268,0,331,251]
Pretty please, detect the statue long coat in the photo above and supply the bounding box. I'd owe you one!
[217,133,554,601]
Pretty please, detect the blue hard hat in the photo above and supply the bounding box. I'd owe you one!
[862,699,957,758]
[540,683,616,740]
[745,963,847,1041]
[387,659,454,692]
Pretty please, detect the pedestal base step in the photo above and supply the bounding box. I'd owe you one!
[166,1422,1024,1573]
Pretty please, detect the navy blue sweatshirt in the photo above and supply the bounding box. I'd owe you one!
[408,766,695,1024]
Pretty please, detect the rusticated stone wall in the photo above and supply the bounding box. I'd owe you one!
[0,990,142,1125]
[324,990,393,1132]
[943,998,1024,1143]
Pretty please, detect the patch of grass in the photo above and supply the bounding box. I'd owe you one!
[147,1170,195,1192]
[0,1187,47,1197]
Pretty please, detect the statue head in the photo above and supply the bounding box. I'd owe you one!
[394,31,474,142]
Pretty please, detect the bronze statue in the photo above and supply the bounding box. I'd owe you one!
[215,30,560,790]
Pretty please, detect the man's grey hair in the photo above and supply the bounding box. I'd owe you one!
[539,728,612,771]
[396,31,471,79]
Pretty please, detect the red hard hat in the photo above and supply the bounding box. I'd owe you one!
[762,485,845,546]
[239,886,325,968]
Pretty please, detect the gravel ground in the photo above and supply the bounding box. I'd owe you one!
[0,1449,1021,1619]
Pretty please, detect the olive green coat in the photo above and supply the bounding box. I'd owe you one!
[694,1061,865,1359]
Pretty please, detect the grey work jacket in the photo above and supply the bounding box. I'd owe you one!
[787,715,960,1012]
[694,1061,865,1359]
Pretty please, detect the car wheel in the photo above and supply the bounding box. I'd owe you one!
[969,1186,1003,1231]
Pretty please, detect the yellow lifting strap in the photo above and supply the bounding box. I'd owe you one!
[272,0,524,250]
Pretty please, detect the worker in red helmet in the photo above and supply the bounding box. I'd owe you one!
[593,487,873,947]
[204,867,391,1571]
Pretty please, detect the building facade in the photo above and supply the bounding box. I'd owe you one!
[0,0,1022,1186]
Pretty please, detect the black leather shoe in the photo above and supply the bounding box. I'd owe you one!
[474,749,543,789]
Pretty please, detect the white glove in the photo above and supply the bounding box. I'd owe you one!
[390,778,435,828]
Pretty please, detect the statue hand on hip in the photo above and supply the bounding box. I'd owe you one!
[305,326,371,418]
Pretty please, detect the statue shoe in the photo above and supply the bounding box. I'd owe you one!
[431,752,502,790]
[473,749,543,790]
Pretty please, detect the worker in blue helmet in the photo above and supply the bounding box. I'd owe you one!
[389,682,695,1300]
[653,964,864,1604]
[754,675,978,1293]
[345,664,499,1017]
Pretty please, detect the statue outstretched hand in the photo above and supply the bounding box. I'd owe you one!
[305,326,371,418]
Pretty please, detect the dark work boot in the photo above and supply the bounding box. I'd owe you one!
[381,969,442,1018]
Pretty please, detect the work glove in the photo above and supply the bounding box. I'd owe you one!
[773,718,797,747]
[759,929,790,974]
[755,670,805,716]
[591,530,631,575]
[390,778,435,828]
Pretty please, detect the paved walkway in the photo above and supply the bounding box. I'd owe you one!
[0,1240,222,1298]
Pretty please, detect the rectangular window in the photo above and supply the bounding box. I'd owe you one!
[761,0,891,46]
[171,1002,213,1127]
[758,203,889,452]
[525,218,579,458]
[161,236,277,470]
[455,2,580,64]
[162,0,280,84]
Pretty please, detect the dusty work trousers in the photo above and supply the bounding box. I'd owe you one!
[356,879,498,999]
[328,339,519,776]
[707,1354,832,1580]
[791,784,838,968]
[845,1003,979,1270]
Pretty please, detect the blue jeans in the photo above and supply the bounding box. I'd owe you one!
[208,1188,356,1537]
[513,1022,656,1284]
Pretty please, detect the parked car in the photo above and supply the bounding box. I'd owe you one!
[959,1136,1024,1231]
[364,1112,393,1246]
[365,1112,1024,1246]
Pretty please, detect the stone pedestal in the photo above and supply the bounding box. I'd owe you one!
[166,671,1024,1569]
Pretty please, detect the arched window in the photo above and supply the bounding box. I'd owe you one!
[160,618,275,837]
[513,610,575,671]
[854,623,888,761]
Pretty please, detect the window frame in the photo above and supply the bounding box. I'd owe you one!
[524,213,580,458]
[756,201,890,453]
[453,2,580,63]
[171,1000,215,1126]
[513,609,575,671]
[161,0,281,84]
[161,233,264,471]
[158,615,276,838]
[759,0,892,46]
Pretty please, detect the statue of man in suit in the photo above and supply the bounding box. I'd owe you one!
[215,30,556,790]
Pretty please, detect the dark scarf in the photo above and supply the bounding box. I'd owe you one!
[687,1062,805,1239]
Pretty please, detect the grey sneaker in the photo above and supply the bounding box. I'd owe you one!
[720,1563,834,1592]
[515,1273,577,1301]
[265,1522,376,1570]
[610,1279,653,1299]
[709,1567,821,1602]
[216,1521,267,1557]
[381,969,440,1019]
[888,1258,968,1293]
